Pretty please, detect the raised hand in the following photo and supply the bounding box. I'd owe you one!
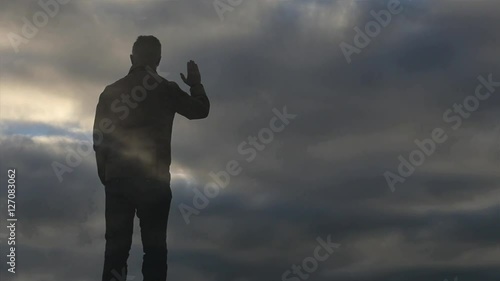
[180,60,201,87]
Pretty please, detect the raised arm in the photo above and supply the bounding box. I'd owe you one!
[173,60,210,120]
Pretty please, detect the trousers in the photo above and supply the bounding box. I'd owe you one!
[102,177,172,281]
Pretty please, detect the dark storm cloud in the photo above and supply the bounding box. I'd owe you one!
[2,0,500,280]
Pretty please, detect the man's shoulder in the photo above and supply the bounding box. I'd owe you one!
[166,80,181,89]
[100,76,130,99]
[108,75,131,90]
[99,73,179,101]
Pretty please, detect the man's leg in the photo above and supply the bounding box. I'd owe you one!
[136,179,172,281]
[102,179,136,281]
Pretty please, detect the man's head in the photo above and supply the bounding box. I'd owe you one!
[130,35,161,68]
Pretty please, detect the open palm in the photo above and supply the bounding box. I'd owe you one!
[180,60,201,87]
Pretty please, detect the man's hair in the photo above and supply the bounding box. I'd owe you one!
[132,35,161,63]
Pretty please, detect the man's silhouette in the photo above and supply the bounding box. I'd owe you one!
[93,35,210,281]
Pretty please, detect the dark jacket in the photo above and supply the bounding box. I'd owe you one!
[93,65,210,184]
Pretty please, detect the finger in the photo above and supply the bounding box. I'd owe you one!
[189,61,195,74]
[180,73,187,82]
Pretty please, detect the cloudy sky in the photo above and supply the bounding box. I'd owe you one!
[1,0,500,280]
